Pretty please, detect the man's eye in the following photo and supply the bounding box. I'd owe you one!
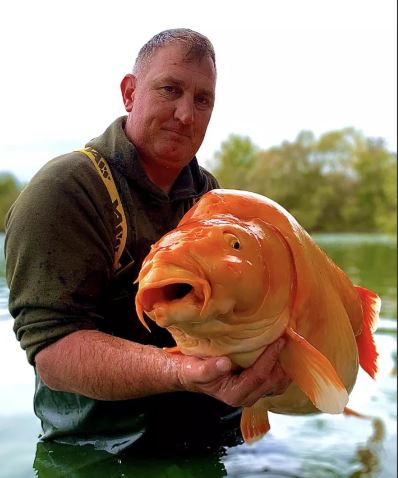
[162,86,179,95]
[195,95,211,108]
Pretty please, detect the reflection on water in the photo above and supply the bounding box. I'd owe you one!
[223,407,394,478]
[34,441,229,478]
[350,418,385,478]
[0,234,396,478]
[30,419,392,478]
[313,234,397,320]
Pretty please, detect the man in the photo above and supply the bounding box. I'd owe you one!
[5,29,288,453]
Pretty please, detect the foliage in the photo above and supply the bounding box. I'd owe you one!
[0,173,23,232]
[209,129,397,233]
[212,135,259,189]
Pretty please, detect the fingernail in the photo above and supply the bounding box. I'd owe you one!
[216,358,231,372]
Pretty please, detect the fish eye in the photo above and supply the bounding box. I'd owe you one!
[223,232,241,250]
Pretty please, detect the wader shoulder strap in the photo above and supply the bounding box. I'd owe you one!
[76,147,127,270]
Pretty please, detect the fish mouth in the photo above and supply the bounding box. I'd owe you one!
[142,282,194,306]
[135,269,211,329]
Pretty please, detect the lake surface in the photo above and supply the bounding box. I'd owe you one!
[0,233,396,478]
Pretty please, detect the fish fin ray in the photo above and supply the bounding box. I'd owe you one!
[354,286,380,379]
[280,327,348,413]
[240,400,270,444]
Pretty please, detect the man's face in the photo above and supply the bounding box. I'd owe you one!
[122,43,216,172]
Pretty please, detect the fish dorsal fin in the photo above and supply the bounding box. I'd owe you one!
[354,286,381,379]
[280,327,348,413]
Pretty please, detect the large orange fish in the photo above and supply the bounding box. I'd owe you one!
[135,189,380,443]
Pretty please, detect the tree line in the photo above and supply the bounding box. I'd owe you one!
[0,127,396,233]
[209,128,396,233]
[0,173,22,232]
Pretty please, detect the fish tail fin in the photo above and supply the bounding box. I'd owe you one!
[354,286,381,379]
[280,327,348,413]
[240,399,270,444]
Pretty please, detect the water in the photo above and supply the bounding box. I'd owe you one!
[0,233,396,477]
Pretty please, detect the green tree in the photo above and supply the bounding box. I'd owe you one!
[209,129,397,233]
[310,128,361,231]
[245,132,327,230]
[211,134,258,189]
[0,173,22,232]
[345,139,397,233]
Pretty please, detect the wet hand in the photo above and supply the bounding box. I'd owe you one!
[176,338,291,408]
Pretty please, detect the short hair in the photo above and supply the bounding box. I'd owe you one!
[133,28,216,75]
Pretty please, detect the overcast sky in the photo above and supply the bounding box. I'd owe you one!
[0,0,396,182]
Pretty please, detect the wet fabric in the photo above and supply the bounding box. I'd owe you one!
[5,116,242,451]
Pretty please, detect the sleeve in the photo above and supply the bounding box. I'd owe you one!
[5,152,116,365]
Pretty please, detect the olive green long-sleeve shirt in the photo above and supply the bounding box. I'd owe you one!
[5,117,242,452]
[6,116,218,363]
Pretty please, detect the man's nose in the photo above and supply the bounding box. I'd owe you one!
[174,96,194,125]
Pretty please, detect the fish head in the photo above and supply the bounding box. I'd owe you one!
[135,215,294,362]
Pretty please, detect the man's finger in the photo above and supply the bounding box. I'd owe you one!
[220,339,289,406]
[236,338,285,385]
[180,355,232,387]
[252,338,285,372]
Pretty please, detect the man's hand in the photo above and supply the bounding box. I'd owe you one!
[36,330,289,405]
[176,338,290,408]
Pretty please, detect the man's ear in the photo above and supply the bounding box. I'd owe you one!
[120,74,137,112]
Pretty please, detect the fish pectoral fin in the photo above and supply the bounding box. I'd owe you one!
[240,399,270,444]
[280,327,348,414]
[162,346,181,354]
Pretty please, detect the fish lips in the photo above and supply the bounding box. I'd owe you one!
[135,269,211,329]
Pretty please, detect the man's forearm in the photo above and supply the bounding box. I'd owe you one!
[35,330,183,400]
[35,330,290,407]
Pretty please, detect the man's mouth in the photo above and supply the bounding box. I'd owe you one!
[163,127,191,138]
